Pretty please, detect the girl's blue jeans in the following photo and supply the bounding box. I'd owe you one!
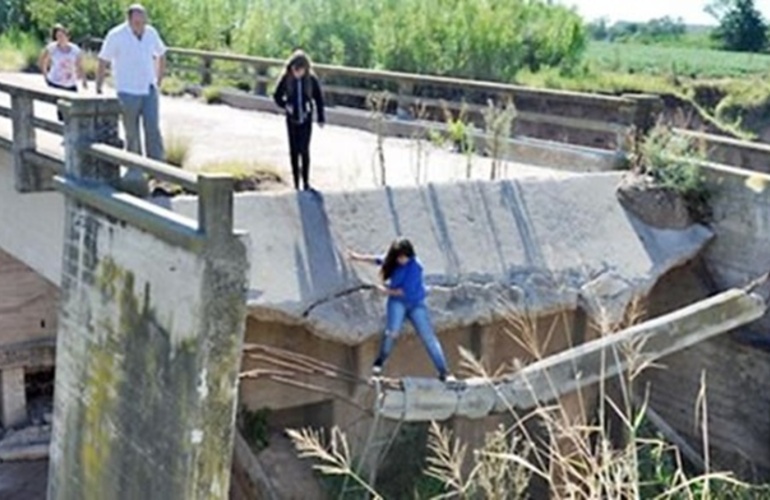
[374,299,449,377]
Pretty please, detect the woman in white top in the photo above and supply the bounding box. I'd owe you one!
[38,24,86,119]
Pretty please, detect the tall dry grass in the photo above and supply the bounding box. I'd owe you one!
[288,299,751,499]
[367,91,390,187]
[482,99,516,181]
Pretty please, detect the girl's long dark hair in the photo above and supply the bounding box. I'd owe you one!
[380,238,416,281]
[277,49,314,99]
[284,50,312,74]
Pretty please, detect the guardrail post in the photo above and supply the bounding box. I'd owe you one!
[11,93,37,192]
[198,173,235,240]
[254,64,268,96]
[59,97,123,184]
[623,93,664,149]
[200,55,213,86]
[397,80,414,118]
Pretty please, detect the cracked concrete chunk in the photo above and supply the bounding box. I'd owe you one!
[170,175,714,344]
[455,379,498,419]
[617,175,693,229]
[380,378,459,421]
[382,289,766,421]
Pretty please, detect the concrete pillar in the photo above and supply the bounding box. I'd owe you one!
[11,93,37,192]
[198,173,234,239]
[622,93,664,151]
[1,367,27,428]
[254,65,268,96]
[396,81,414,118]
[200,56,213,86]
[59,97,122,184]
[48,104,249,499]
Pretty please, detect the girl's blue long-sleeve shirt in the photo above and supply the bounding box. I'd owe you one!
[376,256,427,307]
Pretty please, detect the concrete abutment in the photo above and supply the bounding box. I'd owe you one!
[38,95,250,499]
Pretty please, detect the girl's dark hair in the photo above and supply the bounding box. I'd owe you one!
[285,49,312,74]
[380,238,416,281]
[278,49,313,84]
[51,24,69,41]
[277,49,315,99]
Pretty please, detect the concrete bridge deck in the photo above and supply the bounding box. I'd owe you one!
[0,73,567,191]
[2,70,770,496]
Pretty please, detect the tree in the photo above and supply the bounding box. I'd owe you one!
[708,0,768,52]
[25,0,125,41]
[0,0,36,33]
[586,18,609,41]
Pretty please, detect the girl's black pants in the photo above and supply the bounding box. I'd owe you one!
[286,119,313,190]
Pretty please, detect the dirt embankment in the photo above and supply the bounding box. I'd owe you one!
[657,84,770,143]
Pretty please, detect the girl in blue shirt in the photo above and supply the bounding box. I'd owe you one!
[349,238,451,381]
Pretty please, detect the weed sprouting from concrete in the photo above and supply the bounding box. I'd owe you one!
[238,406,271,453]
[367,91,391,186]
[164,132,192,168]
[410,101,431,185]
[483,98,517,181]
[160,76,188,97]
[81,52,99,81]
[198,159,283,185]
[441,101,475,179]
[634,125,711,222]
[202,85,224,104]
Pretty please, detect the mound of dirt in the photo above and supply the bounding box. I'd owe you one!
[150,171,285,198]
[617,174,693,230]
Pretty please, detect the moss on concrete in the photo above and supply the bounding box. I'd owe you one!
[59,257,204,498]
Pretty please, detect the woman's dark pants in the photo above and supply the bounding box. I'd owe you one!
[46,80,77,121]
[286,119,313,190]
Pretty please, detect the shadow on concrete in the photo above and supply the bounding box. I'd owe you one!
[296,191,352,302]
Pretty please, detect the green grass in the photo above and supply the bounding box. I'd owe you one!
[164,133,192,167]
[0,31,41,72]
[201,85,224,104]
[198,159,283,183]
[239,406,271,454]
[160,76,187,97]
[586,41,770,79]
[81,52,99,80]
[517,67,679,96]
[515,43,770,139]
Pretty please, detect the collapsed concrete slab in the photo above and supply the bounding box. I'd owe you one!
[171,174,712,345]
[377,288,766,421]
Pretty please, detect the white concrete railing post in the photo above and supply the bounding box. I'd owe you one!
[10,93,37,192]
[59,97,123,185]
[198,173,235,240]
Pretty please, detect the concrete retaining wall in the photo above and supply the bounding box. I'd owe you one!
[701,163,770,328]
[643,263,770,481]
[639,163,770,481]
[47,195,249,499]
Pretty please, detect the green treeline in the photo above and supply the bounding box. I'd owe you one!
[3,0,586,82]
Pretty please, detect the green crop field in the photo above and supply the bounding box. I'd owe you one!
[586,41,770,78]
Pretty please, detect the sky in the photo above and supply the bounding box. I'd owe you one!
[558,0,770,25]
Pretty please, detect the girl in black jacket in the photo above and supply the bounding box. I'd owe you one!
[273,50,326,191]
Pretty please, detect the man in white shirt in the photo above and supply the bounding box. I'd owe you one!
[97,4,167,162]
